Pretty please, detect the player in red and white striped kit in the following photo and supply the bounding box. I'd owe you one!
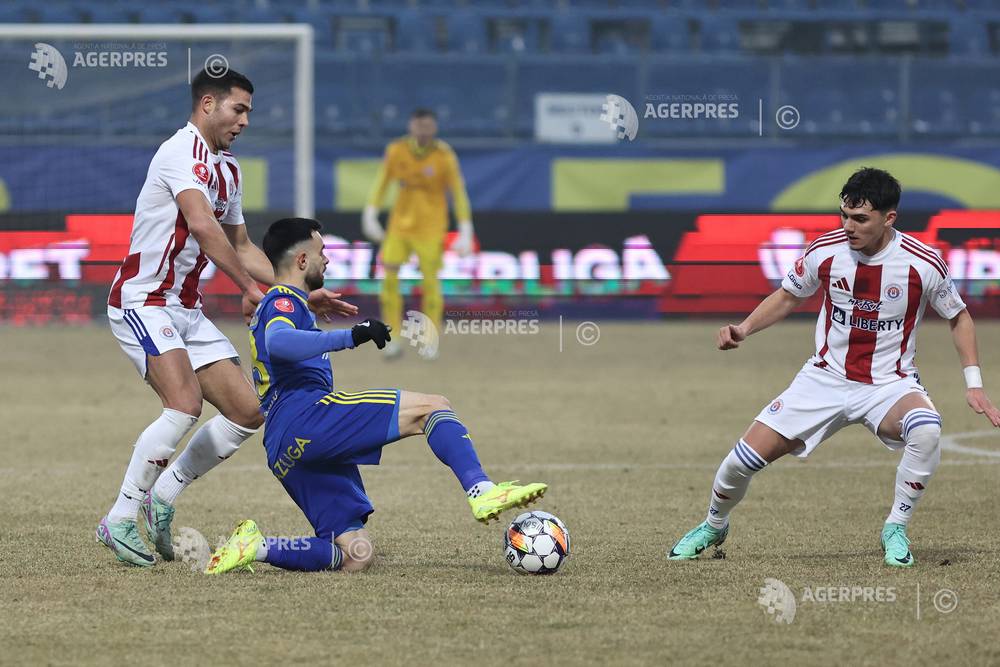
[669,167,1000,567]
[97,68,357,567]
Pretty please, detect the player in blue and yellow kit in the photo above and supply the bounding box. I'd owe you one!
[206,218,547,574]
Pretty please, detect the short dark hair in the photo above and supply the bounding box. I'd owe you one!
[840,167,901,212]
[262,218,322,269]
[411,107,436,120]
[191,67,254,108]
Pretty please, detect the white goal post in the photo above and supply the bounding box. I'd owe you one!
[0,23,315,217]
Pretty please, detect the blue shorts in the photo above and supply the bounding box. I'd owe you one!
[263,388,402,541]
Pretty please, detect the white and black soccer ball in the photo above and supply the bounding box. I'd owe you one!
[504,510,570,575]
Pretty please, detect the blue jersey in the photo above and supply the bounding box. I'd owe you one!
[249,285,333,415]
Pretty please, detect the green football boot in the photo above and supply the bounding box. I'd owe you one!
[141,491,176,561]
[205,519,264,575]
[96,516,155,567]
[881,522,914,568]
[469,481,547,524]
[668,521,728,560]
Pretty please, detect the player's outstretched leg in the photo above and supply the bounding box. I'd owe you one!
[97,407,196,566]
[97,349,202,565]
[205,520,362,574]
[148,360,261,560]
[398,392,547,523]
[669,422,797,560]
[879,405,942,568]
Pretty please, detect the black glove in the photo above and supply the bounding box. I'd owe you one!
[351,319,392,349]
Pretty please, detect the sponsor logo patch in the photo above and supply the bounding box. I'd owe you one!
[849,297,882,312]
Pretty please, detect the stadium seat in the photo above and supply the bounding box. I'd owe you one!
[550,13,590,53]
[650,15,691,52]
[137,6,183,24]
[445,11,488,54]
[377,56,510,136]
[83,6,133,23]
[698,17,740,53]
[778,59,900,137]
[395,11,438,52]
[949,19,990,56]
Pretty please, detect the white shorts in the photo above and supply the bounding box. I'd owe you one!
[754,362,928,458]
[108,305,239,378]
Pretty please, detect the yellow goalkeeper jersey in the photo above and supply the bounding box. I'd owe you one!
[366,137,471,237]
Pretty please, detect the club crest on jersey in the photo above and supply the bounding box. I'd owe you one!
[884,284,903,301]
[274,297,295,313]
[192,162,210,185]
[768,399,783,414]
[160,326,175,339]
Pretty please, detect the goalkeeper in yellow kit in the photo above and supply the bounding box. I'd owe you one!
[362,108,474,359]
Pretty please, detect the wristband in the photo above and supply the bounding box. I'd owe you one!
[963,365,983,389]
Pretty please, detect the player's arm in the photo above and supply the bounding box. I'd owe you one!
[718,287,803,350]
[223,222,274,285]
[948,309,1000,427]
[264,318,392,361]
[362,147,392,243]
[445,148,474,256]
[177,190,263,305]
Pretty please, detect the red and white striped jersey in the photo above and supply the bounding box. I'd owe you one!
[782,228,966,385]
[108,122,244,310]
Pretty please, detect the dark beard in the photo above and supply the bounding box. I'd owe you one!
[305,269,325,291]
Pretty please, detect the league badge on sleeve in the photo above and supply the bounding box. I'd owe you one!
[192,162,210,185]
[274,297,295,313]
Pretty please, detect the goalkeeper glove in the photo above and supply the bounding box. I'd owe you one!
[452,220,475,256]
[351,319,392,349]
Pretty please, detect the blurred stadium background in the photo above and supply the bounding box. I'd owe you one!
[1,0,998,324]
[4,5,1000,664]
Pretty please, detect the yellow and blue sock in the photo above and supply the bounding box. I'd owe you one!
[259,536,343,571]
[424,410,490,493]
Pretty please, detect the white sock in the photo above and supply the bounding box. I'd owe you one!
[466,481,495,498]
[887,410,942,526]
[107,409,198,523]
[152,415,257,505]
[705,439,768,529]
[256,540,268,562]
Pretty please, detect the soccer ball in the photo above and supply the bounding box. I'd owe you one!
[504,511,570,575]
